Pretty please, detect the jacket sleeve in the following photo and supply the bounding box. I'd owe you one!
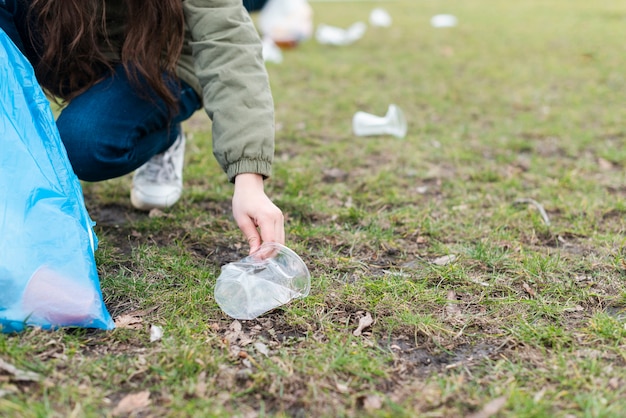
[182,0,275,182]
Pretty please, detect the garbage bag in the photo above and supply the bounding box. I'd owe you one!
[0,29,115,333]
[258,0,313,48]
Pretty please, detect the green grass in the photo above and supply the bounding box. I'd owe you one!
[3,0,626,416]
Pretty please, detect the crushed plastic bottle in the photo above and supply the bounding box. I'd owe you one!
[214,243,310,320]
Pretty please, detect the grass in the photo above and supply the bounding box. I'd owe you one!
[2,0,626,416]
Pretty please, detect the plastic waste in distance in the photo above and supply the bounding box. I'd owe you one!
[353,104,408,139]
[315,22,367,46]
[262,36,283,63]
[258,0,313,48]
[369,8,392,27]
[431,14,458,28]
[214,242,311,320]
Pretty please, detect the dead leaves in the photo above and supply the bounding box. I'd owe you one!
[522,282,537,298]
[467,396,507,418]
[113,308,164,343]
[360,393,384,411]
[432,254,457,266]
[114,314,143,330]
[112,390,151,416]
[220,320,278,365]
[353,312,374,336]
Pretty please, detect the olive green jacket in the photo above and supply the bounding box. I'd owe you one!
[109,0,275,182]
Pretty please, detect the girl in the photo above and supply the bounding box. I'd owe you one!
[0,0,284,254]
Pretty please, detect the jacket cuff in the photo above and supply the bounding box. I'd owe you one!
[227,159,272,183]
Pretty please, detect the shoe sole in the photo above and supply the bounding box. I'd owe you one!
[130,189,181,211]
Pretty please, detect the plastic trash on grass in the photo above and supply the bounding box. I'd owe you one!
[315,22,367,46]
[369,8,392,27]
[214,242,310,320]
[258,0,313,49]
[352,104,408,139]
[431,14,458,28]
[262,36,283,64]
[0,29,114,333]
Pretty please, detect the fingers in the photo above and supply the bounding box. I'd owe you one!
[258,209,285,247]
[231,173,285,253]
[235,208,284,255]
[237,216,262,254]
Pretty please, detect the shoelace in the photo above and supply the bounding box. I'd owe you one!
[136,144,180,183]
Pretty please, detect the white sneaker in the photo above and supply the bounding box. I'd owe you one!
[130,130,185,210]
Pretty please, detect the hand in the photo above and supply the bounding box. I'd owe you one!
[232,173,285,254]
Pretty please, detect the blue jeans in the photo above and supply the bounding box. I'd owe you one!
[1,2,202,182]
[243,0,268,12]
[56,67,201,181]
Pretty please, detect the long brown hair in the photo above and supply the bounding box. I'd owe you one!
[28,0,185,110]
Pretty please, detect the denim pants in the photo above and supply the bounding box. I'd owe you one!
[243,0,268,12]
[1,1,202,182]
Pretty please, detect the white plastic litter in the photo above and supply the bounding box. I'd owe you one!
[352,104,408,139]
[150,325,164,342]
[258,0,313,48]
[315,22,367,46]
[262,36,283,63]
[214,243,310,320]
[430,14,458,28]
[369,8,392,27]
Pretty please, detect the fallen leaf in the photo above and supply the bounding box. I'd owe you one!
[335,382,350,394]
[224,320,244,344]
[112,391,151,416]
[148,208,172,218]
[114,314,143,330]
[432,254,457,266]
[322,167,348,182]
[522,282,536,298]
[362,394,383,411]
[353,312,374,336]
[598,157,613,171]
[254,342,270,356]
[467,396,507,418]
[230,320,242,333]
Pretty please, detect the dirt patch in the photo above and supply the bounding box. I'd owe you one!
[88,203,143,227]
[387,337,503,377]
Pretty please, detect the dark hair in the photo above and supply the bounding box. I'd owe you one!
[28,0,185,110]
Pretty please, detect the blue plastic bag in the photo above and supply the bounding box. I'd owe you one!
[0,29,115,333]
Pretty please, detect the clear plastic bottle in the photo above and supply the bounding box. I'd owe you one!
[214,243,310,320]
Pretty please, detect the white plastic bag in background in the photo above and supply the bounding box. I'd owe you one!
[258,0,313,48]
